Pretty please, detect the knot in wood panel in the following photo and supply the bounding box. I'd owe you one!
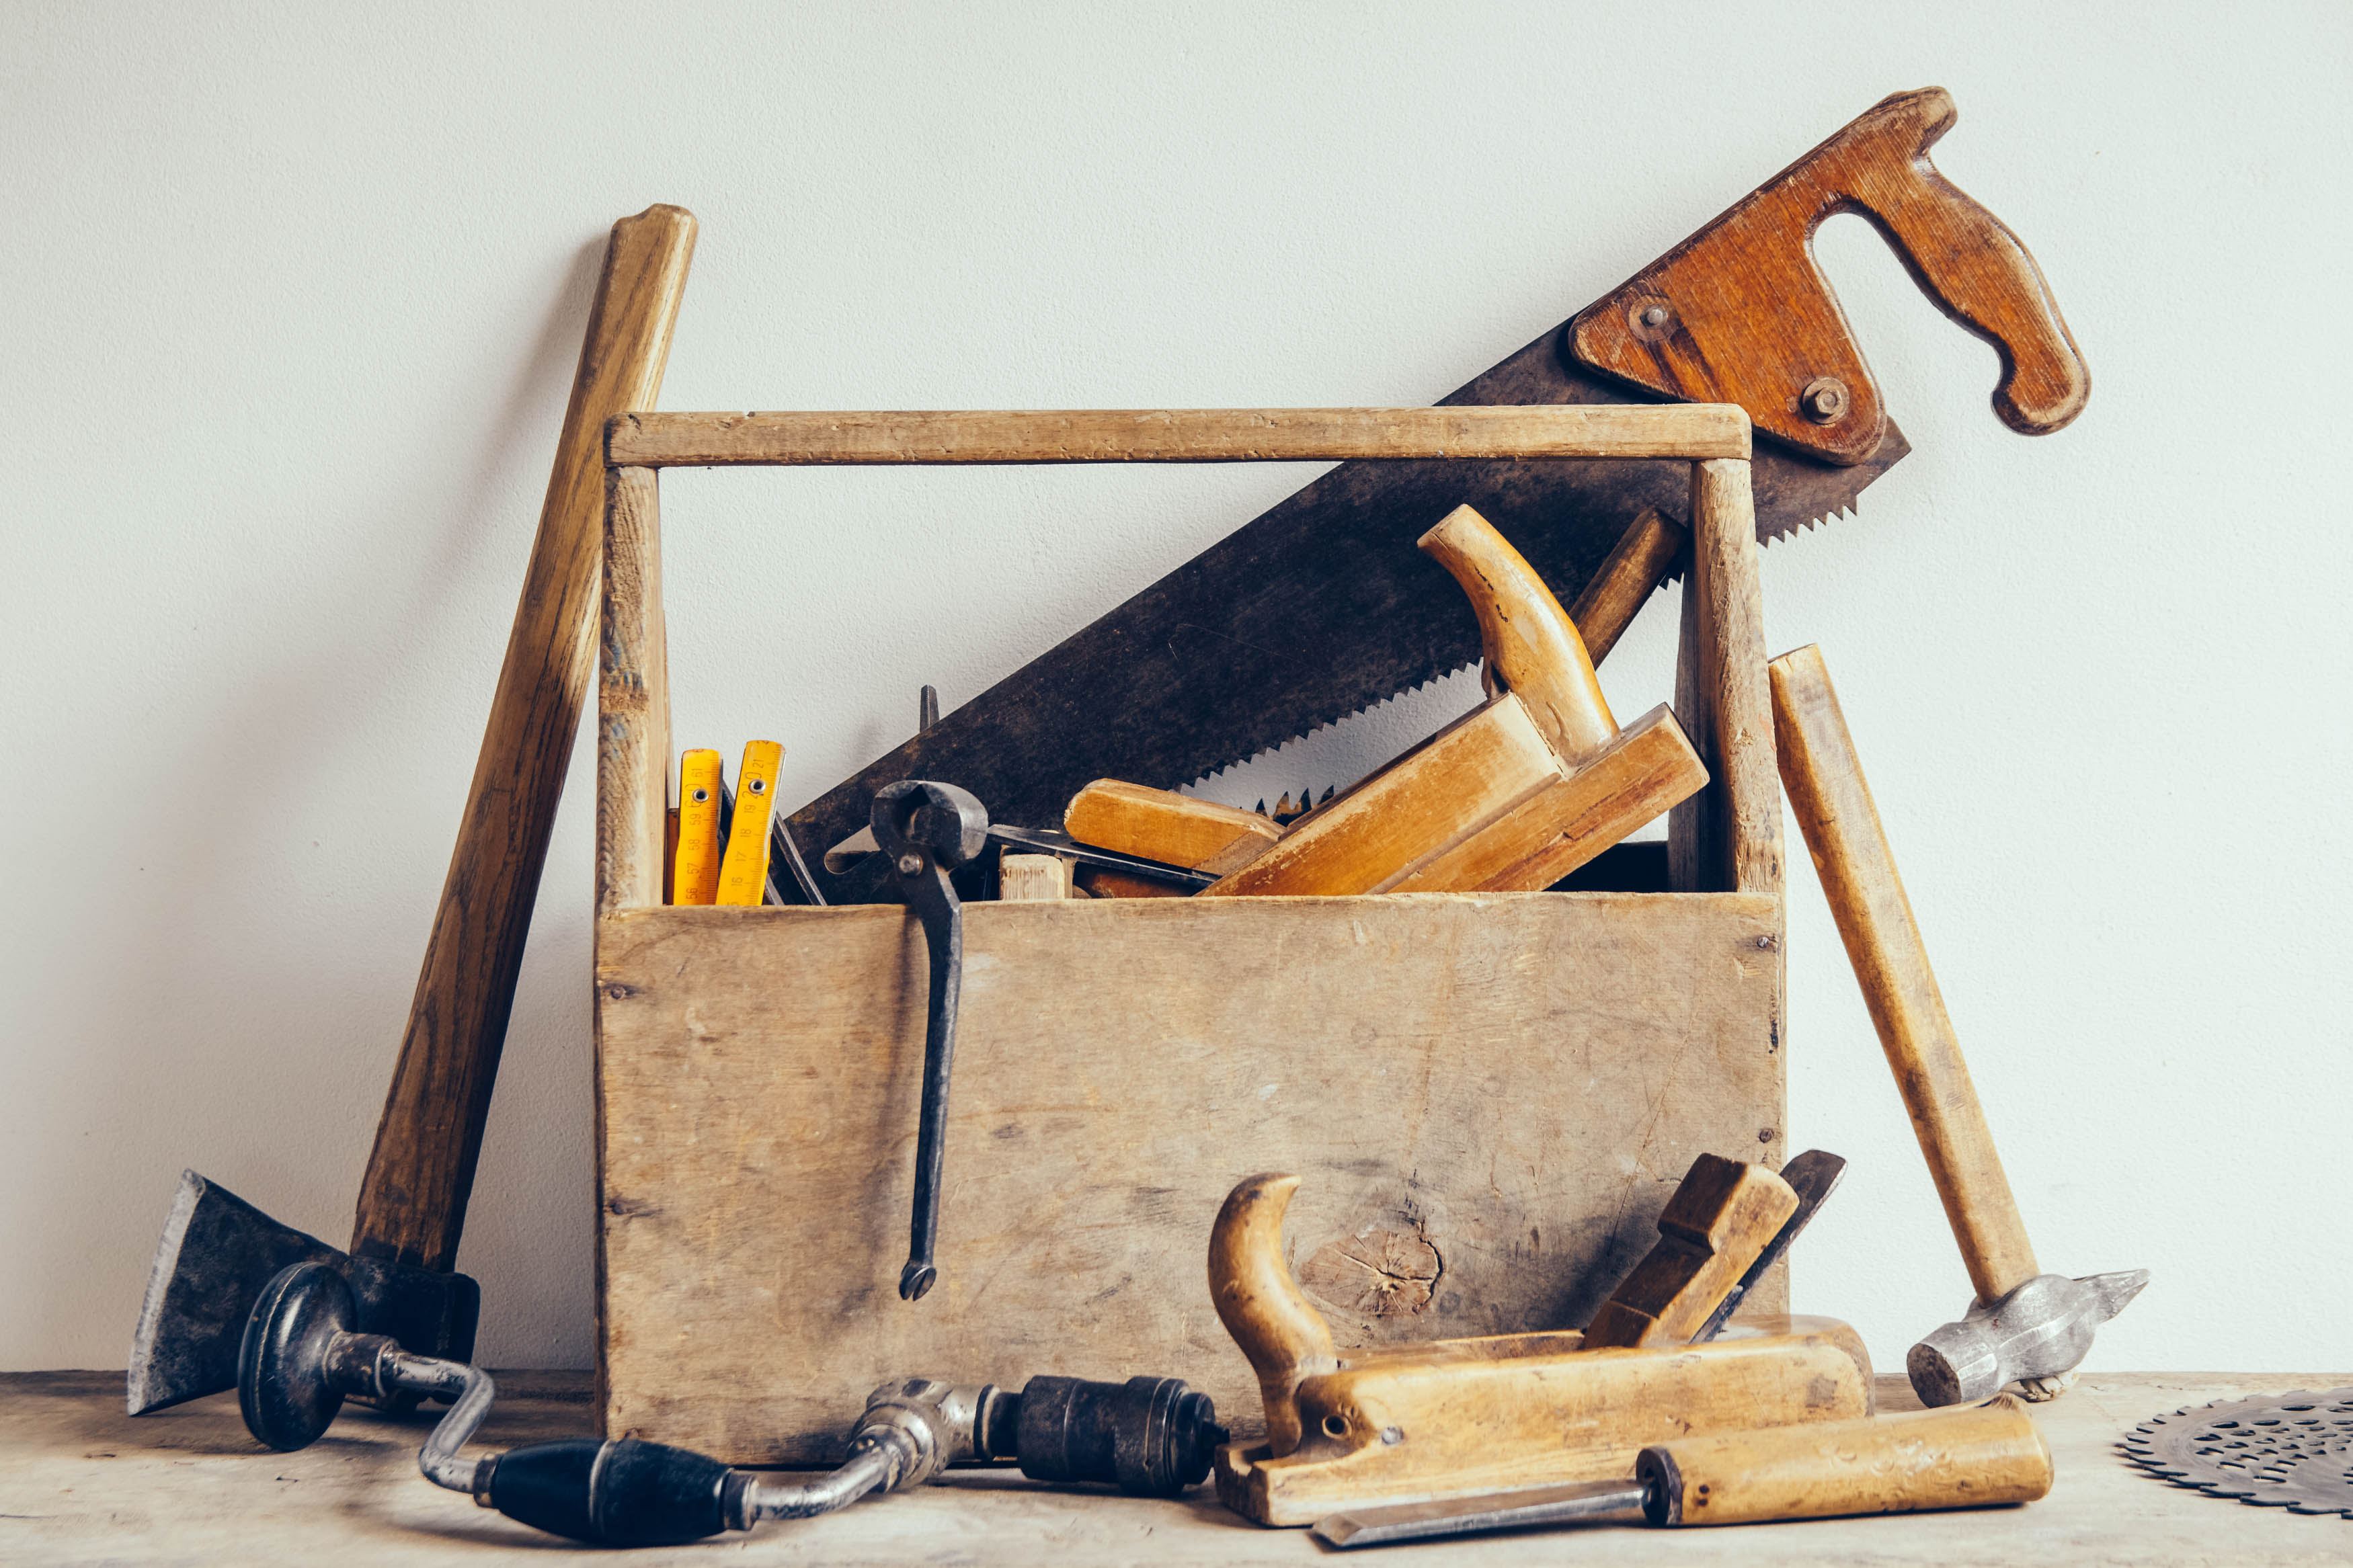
[1299,1229,1443,1319]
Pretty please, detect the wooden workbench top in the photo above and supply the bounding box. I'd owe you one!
[3,1370,2344,1565]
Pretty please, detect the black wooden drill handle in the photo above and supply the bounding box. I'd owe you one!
[481,1438,739,1548]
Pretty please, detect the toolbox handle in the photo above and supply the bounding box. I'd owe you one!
[596,416,1778,913]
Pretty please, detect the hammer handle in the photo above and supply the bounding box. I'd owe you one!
[1640,1395,2051,1526]
[1768,645,2037,1303]
[351,206,696,1270]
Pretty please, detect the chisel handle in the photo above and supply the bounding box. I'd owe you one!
[352,206,696,1270]
[1638,1395,2051,1526]
[1769,645,2036,1305]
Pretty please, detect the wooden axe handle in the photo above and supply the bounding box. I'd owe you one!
[351,205,696,1271]
[1768,645,2037,1304]
[1640,1395,2052,1526]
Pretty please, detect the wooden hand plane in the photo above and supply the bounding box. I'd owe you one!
[1071,503,1708,896]
[1207,1171,1872,1526]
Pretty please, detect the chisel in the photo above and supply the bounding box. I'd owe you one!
[1312,1396,2051,1547]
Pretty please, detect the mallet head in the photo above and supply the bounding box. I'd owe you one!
[1907,1269,2149,1407]
[127,1170,478,1421]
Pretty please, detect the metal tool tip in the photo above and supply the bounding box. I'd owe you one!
[1310,1515,1367,1549]
[2087,1268,2151,1319]
[899,1262,936,1301]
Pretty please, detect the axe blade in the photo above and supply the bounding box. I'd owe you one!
[127,1171,342,1415]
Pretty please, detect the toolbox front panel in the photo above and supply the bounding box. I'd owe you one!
[594,889,1783,1464]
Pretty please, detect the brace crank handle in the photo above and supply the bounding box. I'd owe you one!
[471,1374,1228,1545]
[1835,89,2089,436]
[475,1438,743,1546]
[233,1260,740,1549]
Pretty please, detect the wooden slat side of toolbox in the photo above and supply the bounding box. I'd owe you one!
[594,890,1784,1464]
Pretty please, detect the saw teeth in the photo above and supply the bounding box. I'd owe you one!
[1189,660,1484,790]
[2116,1388,2353,1518]
[1763,494,1861,547]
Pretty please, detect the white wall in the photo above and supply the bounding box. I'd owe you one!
[5,1,2347,1376]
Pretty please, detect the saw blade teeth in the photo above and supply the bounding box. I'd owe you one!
[1765,494,1861,547]
[2116,1389,2353,1517]
[1187,659,1485,791]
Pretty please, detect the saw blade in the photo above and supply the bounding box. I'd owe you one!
[2120,1388,2353,1518]
[787,325,1904,902]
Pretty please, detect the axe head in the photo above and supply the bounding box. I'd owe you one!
[127,1171,479,1416]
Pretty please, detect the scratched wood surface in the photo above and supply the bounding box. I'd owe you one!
[596,892,1786,1462]
[605,403,1751,467]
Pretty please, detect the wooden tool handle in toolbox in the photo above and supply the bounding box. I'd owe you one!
[1637,1394,2052,1526]
[1417,504,1616,763]
[1582,1155,1797,1350]
[1769,644,2037,1305]
[352,205,696,1271]
[1572,87,2088,465]
[1065,506,1684,889]
[1568,506,1684,667]
[1063,780,1281,875]
[1208,1173,1338,1456]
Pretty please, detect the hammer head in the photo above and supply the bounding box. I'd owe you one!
[1907,1269,2149,1407]
[126,1171,479,1415]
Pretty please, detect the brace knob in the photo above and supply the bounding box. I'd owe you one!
[238,1262,394,1451]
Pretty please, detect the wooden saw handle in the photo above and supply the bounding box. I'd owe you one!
[1769,645,2037,1305]
[1638,1395,2052,1526]
[352,205,696,1271]
[1572,88,2087,465]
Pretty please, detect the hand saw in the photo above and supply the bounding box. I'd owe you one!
[787,87,2087,901]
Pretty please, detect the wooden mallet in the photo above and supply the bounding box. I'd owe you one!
[1769,644,2145,1405]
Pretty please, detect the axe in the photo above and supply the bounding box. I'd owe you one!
[126,206,697,1417]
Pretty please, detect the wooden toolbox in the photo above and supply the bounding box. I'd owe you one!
[591,407,1785,1462]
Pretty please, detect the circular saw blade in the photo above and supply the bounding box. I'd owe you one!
[2120,1388,2353,1518]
